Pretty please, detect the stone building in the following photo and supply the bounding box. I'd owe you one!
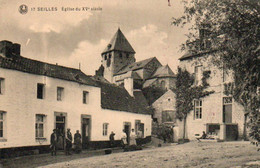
[0,40,151,157]
[177,49,245,141]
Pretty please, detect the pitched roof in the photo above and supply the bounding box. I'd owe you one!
[133,89,149,108]
[91,76,150,115]
[102,28,135,54]
[152,89,176,106]
[0,55,98,86]
[179,50,217,61]
[143,78,157,88]
[115,57,159,75]
[150,65,175,78]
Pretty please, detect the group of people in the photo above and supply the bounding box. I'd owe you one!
[109,129,140,150]
[109,129,138,149]
[50,128,82,156]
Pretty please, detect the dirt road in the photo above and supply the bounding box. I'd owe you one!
[38,141,260,168]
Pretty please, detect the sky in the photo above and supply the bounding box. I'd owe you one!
[0,0,189,75]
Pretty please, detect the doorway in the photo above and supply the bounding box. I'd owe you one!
[223,97,232,123]
[54,113,67,150]
[123,122,131,144]
[81,115,91,149]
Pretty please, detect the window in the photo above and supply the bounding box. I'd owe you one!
[104,55,107,60]
[194,66,202,85]
[37,83,45,99]
[35,114,45,138]
[83,91,89,104]
[162,111,175,123]
[161,80,166,89]
[119,53,123,58]
[194,100,202,119]
[57,87,64,101]
[102,123,108,136]
[0,111,5,138]
[223,97,232,104]
[126,54,129,59]
[0,78,4,94]
[135,120,141,135]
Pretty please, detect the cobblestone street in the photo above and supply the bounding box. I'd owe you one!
[2,141,260,168]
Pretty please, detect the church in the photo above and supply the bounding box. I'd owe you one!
[96,28,177,126]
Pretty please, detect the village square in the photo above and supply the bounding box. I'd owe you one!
[0,0,259,167]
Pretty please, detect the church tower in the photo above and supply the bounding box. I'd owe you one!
[101,28,136,83]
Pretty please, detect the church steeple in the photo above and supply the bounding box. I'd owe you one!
[102,28,135,54]
[101,28,136,83]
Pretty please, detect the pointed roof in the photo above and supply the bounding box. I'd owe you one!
[102,28,135,54]
[115,57,160,75]
[150,65,175,78]
[153,89,175,104]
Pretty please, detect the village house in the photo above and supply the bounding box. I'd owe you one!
[96,28,177,128]
[0,40,152,157]
[177,48,246,141]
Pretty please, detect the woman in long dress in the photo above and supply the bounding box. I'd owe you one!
[129,129,136,146]
[74,130,82,153]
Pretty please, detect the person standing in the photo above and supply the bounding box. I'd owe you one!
[74,130,82,153]
[50,129,57,156]
[121,129,127,149]
[109,131,115,147]
[129,129,137,146]
[65,128,73,155]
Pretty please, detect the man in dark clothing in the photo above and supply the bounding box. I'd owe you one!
[50,129,57,156]
[74,130,82,153]
[109,131,115,147]
[197,131,207,142]
[65,128,73,155]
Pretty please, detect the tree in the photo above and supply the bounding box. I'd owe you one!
[173,0,260,140]
[174,68,213,140]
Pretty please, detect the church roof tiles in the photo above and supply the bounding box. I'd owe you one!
[102,28,135,54]
[115,57,158,75]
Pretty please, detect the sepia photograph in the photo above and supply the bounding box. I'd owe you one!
[0,0,259,167]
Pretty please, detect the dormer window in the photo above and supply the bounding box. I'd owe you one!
[107,44,112,49]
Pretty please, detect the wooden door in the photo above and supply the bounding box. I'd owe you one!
[82,118,90,149]
[223,104,232,123]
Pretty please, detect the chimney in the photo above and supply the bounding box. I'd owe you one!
[0,40,21,57]
[124,77,134,97]
[12,43,21,56]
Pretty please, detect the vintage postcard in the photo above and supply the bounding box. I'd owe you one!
[0,0,259,167]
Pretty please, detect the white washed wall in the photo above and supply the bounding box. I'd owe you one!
[0,68,151,148]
